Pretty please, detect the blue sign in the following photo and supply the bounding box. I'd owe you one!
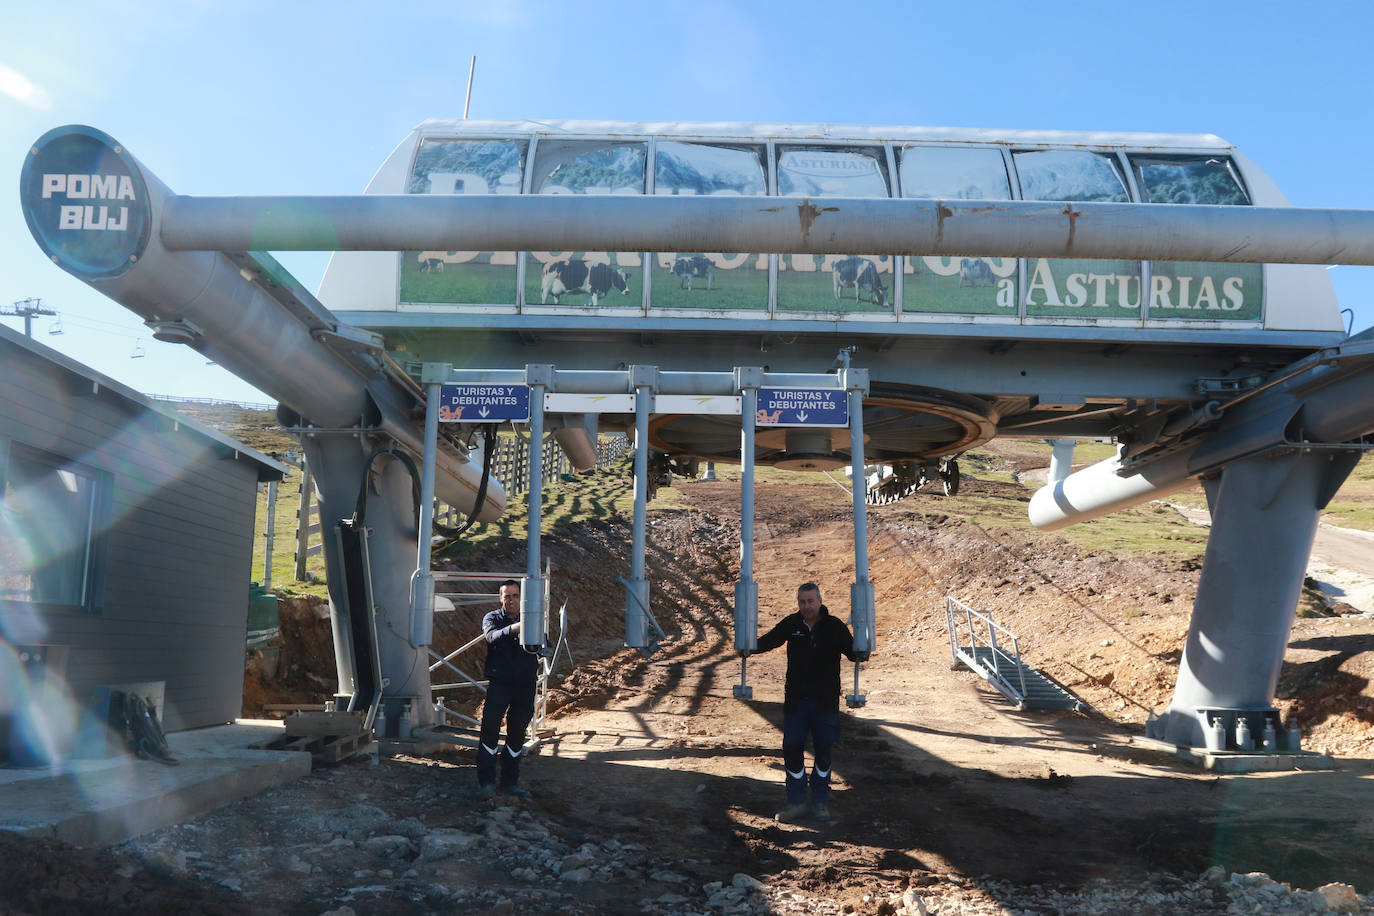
[20,125,152,280]
[755,387,848,427]
[439,384,531,422]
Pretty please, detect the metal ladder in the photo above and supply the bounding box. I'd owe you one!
[945,596,1083,711]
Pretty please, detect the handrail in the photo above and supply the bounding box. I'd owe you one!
[423,571,572,742]
[945,595,1029,701]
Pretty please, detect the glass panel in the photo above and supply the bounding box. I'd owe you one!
[777,147,892,313]
[526,141,647,308]
[1132,155,1249,205]
[899,148,1015,315]
[1014,150,1129,202]
[1148,261,1262,320]
[1,447,97,606]
[899,146,1010,200]
[1131,155,1260,321]
[654,142,768,310]
[777,147,888,197]
[400,139,525,306]
[1014,150,1137,318]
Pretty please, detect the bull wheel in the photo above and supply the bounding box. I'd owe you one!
[941,460,961,497]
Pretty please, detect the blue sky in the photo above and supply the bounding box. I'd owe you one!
[4,1,1373,403]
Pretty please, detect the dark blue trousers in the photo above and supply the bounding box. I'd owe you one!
[477,681,535,788]
[782,698,840,805]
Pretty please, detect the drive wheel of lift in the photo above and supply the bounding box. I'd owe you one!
[941,460,961,497]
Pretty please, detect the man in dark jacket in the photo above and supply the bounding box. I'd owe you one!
[477,579,540,799]
[746,581,866,821]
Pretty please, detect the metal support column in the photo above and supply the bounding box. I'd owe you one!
[262,479,277,590]
[410,364,447,648]
[1046,439,1077,484]
[1159,448,1360,748]
[843,364,873,708]
[733,367,764,699]
[523,364,553,650]
[624,365,658,651]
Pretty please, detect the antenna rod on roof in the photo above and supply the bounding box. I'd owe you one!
[463,56,476,119]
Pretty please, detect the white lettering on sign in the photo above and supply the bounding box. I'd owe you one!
[44,173,136,233]
[59,205,129,231]
[1026,259,1141,309]
[448,394,522,406]
[765,391,840,410]
[42,173,135,200]
[1149,275,1244,311]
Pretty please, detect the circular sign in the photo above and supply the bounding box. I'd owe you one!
[20,125,152,279]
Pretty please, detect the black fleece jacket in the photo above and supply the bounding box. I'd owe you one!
[754,605,858,712]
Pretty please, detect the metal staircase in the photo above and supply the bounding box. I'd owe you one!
[945,597,1083,711]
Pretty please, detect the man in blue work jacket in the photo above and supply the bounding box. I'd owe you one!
[744,581,867,822]
[477,579,539,798]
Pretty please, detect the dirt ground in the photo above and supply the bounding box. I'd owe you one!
[9,451,1374,914]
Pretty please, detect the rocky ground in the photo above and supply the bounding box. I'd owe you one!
[9,448,1374,914]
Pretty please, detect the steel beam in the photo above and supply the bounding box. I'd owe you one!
[161,195,1374,265]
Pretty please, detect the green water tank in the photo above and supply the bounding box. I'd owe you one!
[247,582,279,637]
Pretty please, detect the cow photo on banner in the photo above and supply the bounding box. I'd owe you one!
[400,138,525,308]
[775,146,894,314]
[524,140,644,311]
[899,146,1017,316]
[652,141,768,312]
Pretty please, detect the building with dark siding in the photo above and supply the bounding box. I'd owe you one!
[0,323,287,757]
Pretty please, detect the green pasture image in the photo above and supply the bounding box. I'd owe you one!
[904,270,1012,315]
[399,252,517,305]
[1149,261,1263,320]
[650,257,768,310]
[777,256,893,313]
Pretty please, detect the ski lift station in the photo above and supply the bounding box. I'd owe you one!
[16,119,1374,760]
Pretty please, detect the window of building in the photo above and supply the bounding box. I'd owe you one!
[1129,154,1260,320]
[898,146,1011,200]
[653,141,768,310]
[1013,149,1130,202]
[0,442,108,612]
[1130,155,1249,205]
[776,146,893,313]
[400,138,528,306]
[526,140,647,308]
[898,146,1017,315]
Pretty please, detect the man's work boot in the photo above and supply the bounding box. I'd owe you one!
[812,803,831,822]
[500,785,532,799]
[477,784,496,800]
[775,802,809,822]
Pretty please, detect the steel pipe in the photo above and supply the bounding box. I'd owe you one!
[162,195,1374,265]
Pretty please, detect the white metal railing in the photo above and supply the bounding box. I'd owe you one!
[945,595,1028,701]
[424,571,571,740]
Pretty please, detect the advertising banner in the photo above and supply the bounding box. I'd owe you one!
[1024,258,1143,318]
[904,256,1016,315]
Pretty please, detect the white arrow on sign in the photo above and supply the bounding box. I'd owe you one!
[478,406,490,418]
[797,411,809,422]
